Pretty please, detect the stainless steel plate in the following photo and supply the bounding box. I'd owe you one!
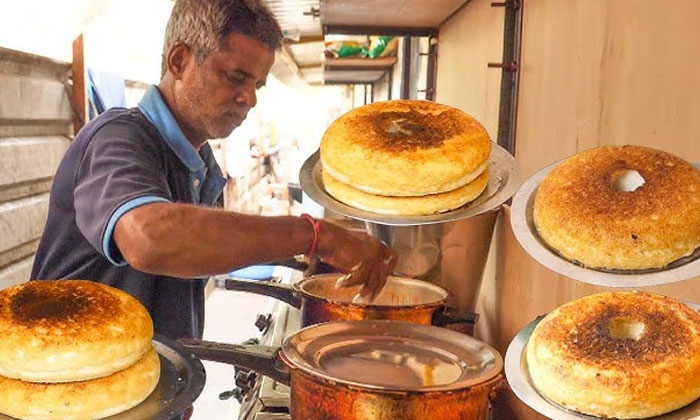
[505,302,700,420]
[282,320,502,392]
[0,335,206,420]
[510,161,700,287]
[299,142,522,226]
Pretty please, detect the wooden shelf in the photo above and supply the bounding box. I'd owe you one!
[324,56,397,71]
[324,70,387,84]
[320,0,470,36]
[323,57,396,85]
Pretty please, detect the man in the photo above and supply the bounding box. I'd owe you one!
[31,0,395,341]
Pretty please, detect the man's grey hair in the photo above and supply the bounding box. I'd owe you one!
[161,0,283,76]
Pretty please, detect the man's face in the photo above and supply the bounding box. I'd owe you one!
[175,33,275,141]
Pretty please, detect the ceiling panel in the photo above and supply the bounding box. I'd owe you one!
[300,67,324,85]
[287,41,324,68]
[264,0,323,84]
[320,0,468,32]
[264,0,322,38]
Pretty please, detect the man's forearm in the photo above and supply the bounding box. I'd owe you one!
[114,203,315,277]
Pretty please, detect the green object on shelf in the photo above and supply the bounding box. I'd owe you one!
[369,35,395,58]
[336,44,364,57]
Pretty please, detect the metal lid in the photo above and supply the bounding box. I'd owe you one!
[510,161,700,288]
[281,320,502,392]
[298,274,449,307]
[299,143,521,226]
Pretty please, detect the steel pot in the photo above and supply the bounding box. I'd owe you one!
[220,273,478,328]
[365,210,499,314]
[180,320,503,420]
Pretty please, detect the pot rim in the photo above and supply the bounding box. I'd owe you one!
[285,361,505,396]
[279,320,504,393]
[295,273,450,310]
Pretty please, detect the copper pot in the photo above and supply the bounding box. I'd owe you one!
[180,320,503,420]
[221,274,477,327]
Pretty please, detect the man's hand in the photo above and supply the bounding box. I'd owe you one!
[315,220,397,301]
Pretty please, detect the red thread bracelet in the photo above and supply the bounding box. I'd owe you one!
[301,214,322,256]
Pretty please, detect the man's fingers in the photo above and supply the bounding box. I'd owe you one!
[335,263,364,288]
[335,273,363,288]
[330,237,396,304]
[357,283,373,301]
[369,271,388,302]
[358,264,381,301]
[364,250,395,301]
[386,250,398,273]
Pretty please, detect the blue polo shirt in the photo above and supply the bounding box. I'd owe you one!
[31,85,226,340]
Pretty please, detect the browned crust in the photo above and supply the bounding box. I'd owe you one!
[534,145,700,269]
[0,280,153,382]
[354,102,472,153]
[320,100,491,196]
[534,292,700,369]
[528,291,700,418]
[7,280,121,331]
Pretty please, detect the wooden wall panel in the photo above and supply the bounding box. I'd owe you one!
[490,1,700,419]
[0,75,72,121]
[436,0,504,139]
[0,194,49,255]
[515,0,700,177]
[0,48,72,289]
[0,257,34,289]
[0,46,70,81]
[0,240,39,269]
[0,136,70,187]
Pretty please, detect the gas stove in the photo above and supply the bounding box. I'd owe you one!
[215,268,302,420]
[244,298,299,419]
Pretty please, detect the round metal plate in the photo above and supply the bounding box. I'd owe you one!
[282,320,502,392]
[0,335,206,420]
[505,302,700,420]
[510,162,700,287]
[299,142,522,226]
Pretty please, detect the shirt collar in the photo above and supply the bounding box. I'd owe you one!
[138,85,206,173]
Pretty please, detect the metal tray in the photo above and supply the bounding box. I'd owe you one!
[505,301,700,420]
[299,142,522,226]
[510,161,700,287]
[0,335,206,420]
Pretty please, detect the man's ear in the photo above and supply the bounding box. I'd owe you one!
[165,42,192,79]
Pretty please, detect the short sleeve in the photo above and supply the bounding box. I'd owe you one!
[74,118,172,266]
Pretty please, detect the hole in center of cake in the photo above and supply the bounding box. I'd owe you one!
[608,317,645,340]
[613,170,645,192]
[386,119,414,136]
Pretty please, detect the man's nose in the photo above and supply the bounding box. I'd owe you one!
[235,87,257,109]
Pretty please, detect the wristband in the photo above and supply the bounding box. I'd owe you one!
[301,214,322,256]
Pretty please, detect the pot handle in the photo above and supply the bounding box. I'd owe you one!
[432,306,480,327]
[221,278,302,308]
[179,338,291,385]
[488,374,510,402]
